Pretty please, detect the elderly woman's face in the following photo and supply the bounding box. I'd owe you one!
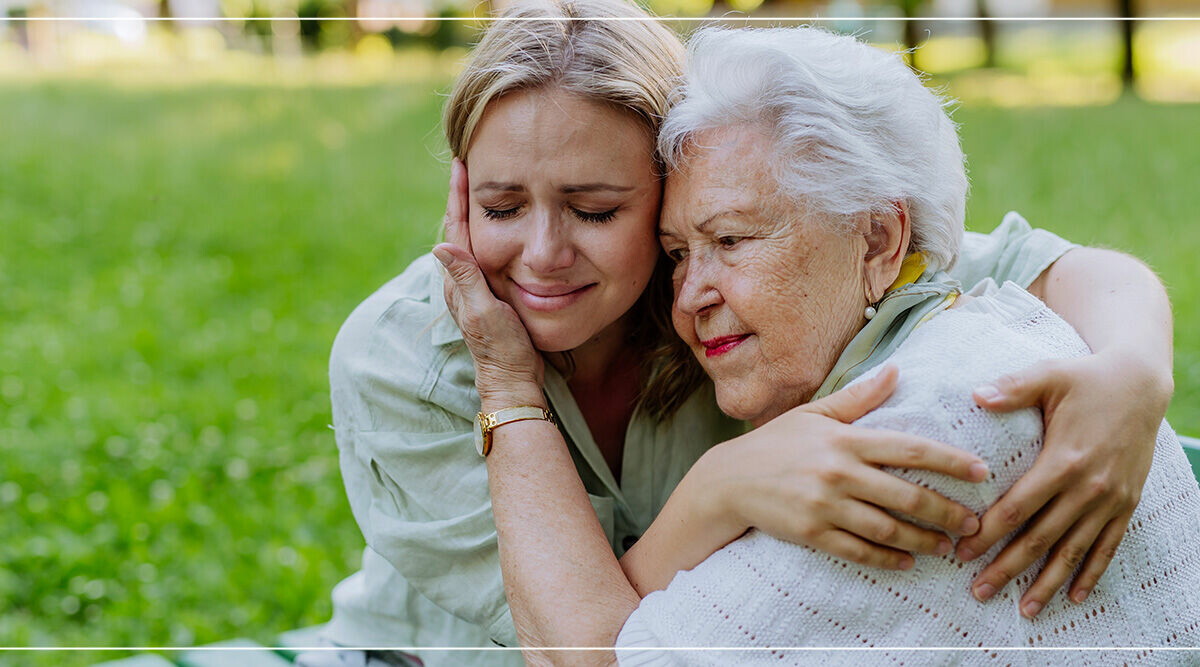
[660,127,869,426]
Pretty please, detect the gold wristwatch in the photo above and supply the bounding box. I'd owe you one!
[474,406,556,457]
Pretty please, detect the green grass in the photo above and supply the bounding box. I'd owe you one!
[0,75,1197,664]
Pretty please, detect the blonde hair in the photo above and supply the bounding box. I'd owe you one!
[442,0,702,421]
[444,0,685,160]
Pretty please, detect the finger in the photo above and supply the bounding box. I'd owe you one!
[830,496,955,556]
[852,466,980,538]
[1067,515,1129,604]
[967,495,1083,604]
[973,361,1061,412]
[852,428,989,484]
[433,243,496,326]
[1017,512,1109,618]
[956,462,1060,562]
[443,158,471,252]
[806,364,898,423]
[815,528,915,571]
[433,243,484,288]
[437,254,466,329]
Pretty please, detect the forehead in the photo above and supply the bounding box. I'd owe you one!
[468,88,654,177]
[662,126,778,229]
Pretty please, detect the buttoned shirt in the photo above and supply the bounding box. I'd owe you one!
[323,212,1075,665]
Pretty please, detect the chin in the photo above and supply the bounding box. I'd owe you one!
[714,384,763,423]
[527,325,588,354]
[715,384,792,427]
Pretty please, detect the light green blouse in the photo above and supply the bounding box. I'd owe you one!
[323,213,1075,665]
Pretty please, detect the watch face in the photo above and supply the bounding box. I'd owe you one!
[474,415,486,456]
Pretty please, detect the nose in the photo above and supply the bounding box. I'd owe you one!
[522,209,575,274]
[673,253,722,318]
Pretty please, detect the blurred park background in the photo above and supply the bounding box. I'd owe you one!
[1,0,1199,664]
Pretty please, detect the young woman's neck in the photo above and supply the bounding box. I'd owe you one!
[572,321,634,384]
[550,315,642,481]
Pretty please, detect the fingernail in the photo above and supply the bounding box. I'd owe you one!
[1021,600,1043,618]
[968,462,989,481]
[975,384,1000,401]
[957,544,976,561]
[960,515,980,536]
[973,582,996,602]
[1071,588,1090,603]
[898,556,914,570]
[432,247,453,267]
[936,539,952,555]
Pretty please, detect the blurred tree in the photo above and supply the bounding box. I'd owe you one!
[158,0,177,33]
[898,0,923,54]
[298,0,359,50]
[976,0,995,68]
[1119,0,1135,89]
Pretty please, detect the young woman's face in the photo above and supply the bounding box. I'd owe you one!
[465,87,662,353]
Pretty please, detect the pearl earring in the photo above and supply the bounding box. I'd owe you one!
[865,305,877,320]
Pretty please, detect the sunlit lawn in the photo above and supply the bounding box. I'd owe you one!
[0,69,1197,665]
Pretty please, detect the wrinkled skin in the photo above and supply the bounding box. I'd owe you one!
[660,126,876,427]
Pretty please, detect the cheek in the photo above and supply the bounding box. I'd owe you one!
[588,211,660,284]
[671,305,695,345]
[467,218,518,278]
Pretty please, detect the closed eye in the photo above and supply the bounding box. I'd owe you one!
[571,207,618,224]
[482,206,521,221]
[717,235,743,249]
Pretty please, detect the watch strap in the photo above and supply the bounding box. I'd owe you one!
[477,406,556,456]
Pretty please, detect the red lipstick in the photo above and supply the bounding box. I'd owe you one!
[700,334,750,358]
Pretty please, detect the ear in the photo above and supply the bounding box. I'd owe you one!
[862,201,912,302]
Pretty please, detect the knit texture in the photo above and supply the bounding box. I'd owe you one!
[616,282,1200,666]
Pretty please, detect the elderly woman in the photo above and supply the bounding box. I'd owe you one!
[435,23,1197,665]
[611,26,1200,661]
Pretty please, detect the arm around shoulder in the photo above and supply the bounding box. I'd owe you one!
[1026,246,1173,399]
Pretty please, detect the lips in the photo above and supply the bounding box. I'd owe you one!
[518,282,589,297]
[513,280,596,312]
[700,334,750,358]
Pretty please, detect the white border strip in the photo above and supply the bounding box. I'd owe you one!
[0,3,1195,657]
[1,646,1198,652]
[4,16,1200,22]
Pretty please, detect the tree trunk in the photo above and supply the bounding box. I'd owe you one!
[976,0,996,68]
[159,0,175,33]
[1120,0,1135,89]
[903,1,921,55]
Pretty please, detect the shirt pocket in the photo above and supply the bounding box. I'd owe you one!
[587,493,616,545]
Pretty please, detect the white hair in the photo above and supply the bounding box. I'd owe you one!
[659,27,968,272]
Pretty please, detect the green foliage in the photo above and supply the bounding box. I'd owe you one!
[0,76,1196,664]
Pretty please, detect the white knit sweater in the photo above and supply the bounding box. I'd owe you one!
[616,282,1200,666]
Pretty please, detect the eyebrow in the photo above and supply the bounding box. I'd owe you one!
[472,182,634,195]
[660,209,743,238]
[473,182,525,193]
[560,183,634,194]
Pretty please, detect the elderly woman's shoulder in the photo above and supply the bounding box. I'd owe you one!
[880,281,1090,397]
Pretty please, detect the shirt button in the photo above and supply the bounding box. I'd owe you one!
[622,535,638,551]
